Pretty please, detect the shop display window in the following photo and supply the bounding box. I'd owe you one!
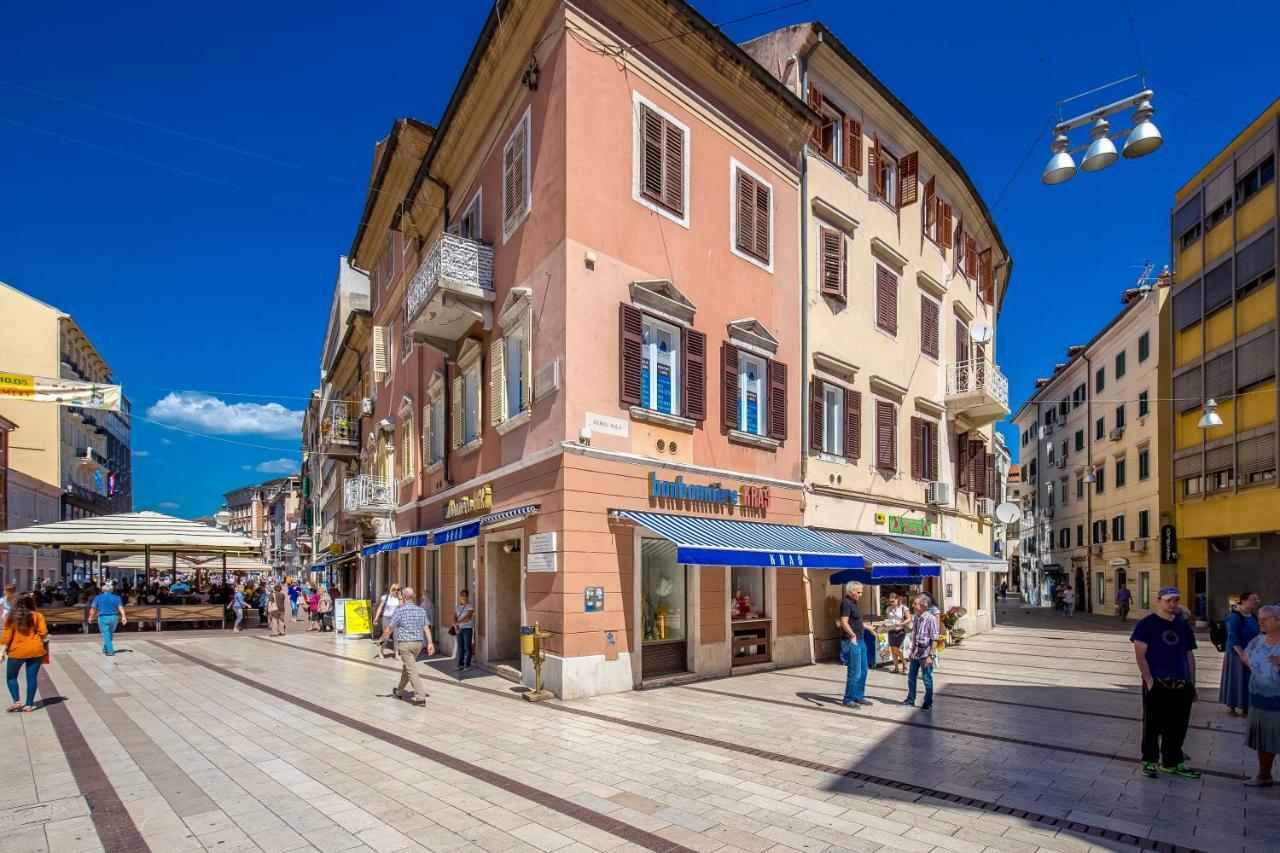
[641,539,685,643]
[730,566,767,620]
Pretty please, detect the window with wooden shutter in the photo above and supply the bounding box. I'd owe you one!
[734,168,770,265]
[489,338,505,427]
[923,177,936,240]
[920,296,940,359]
[451,375,463,449]
[810,378,824,452]
[875,400,895,470]
[683,327,706,422]
[897,152,918,208]
[639,103,684,217]
[845,388,861,460]
[985,453,997,500]
[721,342,740,430]
[843,116,863,175]
[619,304,644,406]
[910,417,925,479]
[938,200,953,249]
[971,440,987,496]
[502,111,530,236]
[819,226,846,298]
[875,264,898,335]
[955,318,969,365]
[956,435,970,492]
[869,133,883,199]
[978,248,994,304]
[372,325,389,382]
[768,360,786,441]
[807,84,824,149]
[964,234,978,279]
[927,421,938,481]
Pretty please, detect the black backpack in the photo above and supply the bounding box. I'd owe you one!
[1209,619,1227,653]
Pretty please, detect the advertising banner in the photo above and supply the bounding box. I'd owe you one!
[0,371,122,411]
[342,599,372,637]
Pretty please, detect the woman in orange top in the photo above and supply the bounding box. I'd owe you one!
[3,594,48,712]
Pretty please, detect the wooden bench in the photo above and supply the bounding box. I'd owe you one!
[43,604,225,631]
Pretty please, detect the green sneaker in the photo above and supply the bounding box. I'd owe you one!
[1159,763,1201,780]
[1140,762,1158,778]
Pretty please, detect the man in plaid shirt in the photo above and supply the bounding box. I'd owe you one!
[379,587,435,705]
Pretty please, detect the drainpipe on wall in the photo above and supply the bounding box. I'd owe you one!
[1084,352,1094,613]
[798,36,820,665]
[423,173,454,489]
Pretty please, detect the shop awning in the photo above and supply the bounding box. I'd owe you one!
[817,532,941,578]
[886,535,1005,572]
[613,510,865,569]
[430,504,538,546]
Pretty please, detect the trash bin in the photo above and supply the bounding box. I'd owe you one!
[519,624,535,657]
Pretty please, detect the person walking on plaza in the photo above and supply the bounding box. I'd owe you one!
[1062,585,1075,617]
[2,584,15,623]
[89,581,127,656]
[1220,592,1261,716]
[2,594,47,713]
[318,586,334,632]
[379,586,434,706]
[998,580,1008,602]
[268,584,288,636]
[1116,583,1133,621]
[839,581,871,709]
[373,584,402,659]
[882,593,910,675]
[228,584,246,632]
[453,589,475,671]
[287,580,301,622]
[305,585,320,631]
[1242,605,1280,787]
[902,594,939,711]
[1132,587,1201,779]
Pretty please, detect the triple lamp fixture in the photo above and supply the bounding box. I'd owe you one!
[1042,88,1163,184]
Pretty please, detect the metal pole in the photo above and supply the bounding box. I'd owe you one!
[222,553,227,587]
[144,544,151,590]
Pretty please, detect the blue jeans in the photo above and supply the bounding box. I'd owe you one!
[99,615,119,654]
[232,607,244,630]
[1064,602,1075,617]
[6,656,42,706]
[457,627,473,667]
[840,638,867,703]
[905,656,934,707]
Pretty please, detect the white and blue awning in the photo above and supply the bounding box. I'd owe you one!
[431,504,538,545]
[613,510,865,569]
[819,531,941,578]
[886,535,1005,572]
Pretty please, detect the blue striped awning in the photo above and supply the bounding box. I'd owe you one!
[481,505,538,527]
[398,532,430,548]
[886,535,1004,572]
[430,504,538,545]
[614,510,865,569]
[360,539,399,557]
[818,532,941,578]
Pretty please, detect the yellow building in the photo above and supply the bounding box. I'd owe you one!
[1166,99,1278,620]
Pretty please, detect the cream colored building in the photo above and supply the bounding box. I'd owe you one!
[1012,281,1171,614]
[743,24,1012,645]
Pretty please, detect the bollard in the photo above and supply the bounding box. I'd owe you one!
[520,622,555,702]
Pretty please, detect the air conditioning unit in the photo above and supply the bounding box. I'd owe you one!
[925,481,952,505]
[1043,423,1055,436]
[360,398,373,416]
[977,498,995,518]
[1130,539,1148,553]
[1109,427,1125,441]
[1090,544,1104,555]
[1042,507,1054,519]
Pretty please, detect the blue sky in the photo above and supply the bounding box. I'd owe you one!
[1,0,1277,516]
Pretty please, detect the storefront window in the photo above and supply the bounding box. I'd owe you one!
[641,539,685,643]
[730,566,767,620]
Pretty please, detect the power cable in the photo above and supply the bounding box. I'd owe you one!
[991,114,1055,210]
[1008,0,1059,107]
[1124,1,1146,82]
[1148,75,1248,126]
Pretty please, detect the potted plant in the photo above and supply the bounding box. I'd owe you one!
[941,606,968,645]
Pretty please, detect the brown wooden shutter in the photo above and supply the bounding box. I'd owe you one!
[683,327,706,422]
[985,453,997,500]
[807,84,824,148]
[920,296,939,359]
[767,360,787,441]
[640,106,664,204]
[503,136,519,224]
[875,265,898,334]
[910,416,924,479]
[956,434,970,491]
[752,179,770,262]
[869,133,883,199]
[938,201,953,249]
[978,248,994,304]
[721,342,740,430]
[923,176,935,238]
[619,304,644,406]
[640,107,683,216]
[898,152,919,208]
[875,400,895,470]
[663,117,683,215]
[810,378,824,452]
[928,423,939,481]
[964,234,978,278]
[844,388,861,460]
[955,318,968,364]
[842,117,862,175]
[819,226,845,297]
[735,171,755,257]
[971,440,987,496]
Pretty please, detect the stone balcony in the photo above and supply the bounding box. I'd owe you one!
[342,474,395,517]
[945,358,1010,430]
[405,232,495,356]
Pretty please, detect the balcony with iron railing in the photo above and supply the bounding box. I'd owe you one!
[319,401,359,458]
[405,232,495,353]
[343,474,395,516]
[945,358,1010,430]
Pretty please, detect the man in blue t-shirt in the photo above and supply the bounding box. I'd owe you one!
[287,581,301,622]
[1131,587,1199,779]
[89,582,128,656]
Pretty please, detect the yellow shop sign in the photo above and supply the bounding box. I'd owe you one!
[444,484,493,519]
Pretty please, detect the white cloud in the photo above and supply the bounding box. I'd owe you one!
[156,501,180,511]
[255,457,298,474]
[146,392,303,439]
[134,450,150,457]
[241,464,253,471]
[159,437,173,445]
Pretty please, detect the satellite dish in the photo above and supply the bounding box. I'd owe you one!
[995,502,1020,524]
[970,323,993,344]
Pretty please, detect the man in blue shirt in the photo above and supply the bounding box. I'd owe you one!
[287,581,301,622]
[89,581,128,656]
[1131,587,1199,779]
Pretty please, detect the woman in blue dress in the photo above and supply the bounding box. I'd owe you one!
[1220,592,1261,715]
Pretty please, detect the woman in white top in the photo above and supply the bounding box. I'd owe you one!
[882,593,911,675]
[373,584,402,659]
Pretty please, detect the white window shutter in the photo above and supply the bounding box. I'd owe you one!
[451,376,463,448]
[372,325,389,380]
[421,405,432,465]
[490,338,505,425]
[520,307,533,410]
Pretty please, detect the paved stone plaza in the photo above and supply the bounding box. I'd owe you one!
[3,603,1276,853]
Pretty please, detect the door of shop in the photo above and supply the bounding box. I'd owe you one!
[811,573,843,661]
[488,540,521,665]
[640,539,688,679]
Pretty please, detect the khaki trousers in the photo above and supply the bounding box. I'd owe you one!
[268,614,286,635]
[396,642,425,701]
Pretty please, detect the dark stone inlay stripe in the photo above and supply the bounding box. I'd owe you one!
[154,642,692,853]
[263,638,1209,853]
[38,668,152,853]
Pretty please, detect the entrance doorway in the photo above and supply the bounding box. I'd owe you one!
[487,539,522,665]
[811,574,843,661]
[640,539,688,679]
[1074,566,1087,612]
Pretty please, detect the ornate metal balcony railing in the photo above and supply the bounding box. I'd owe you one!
[945,358,1010,407]
[320,401,356,446]
[405,232,495,329]
[343,474,395,514]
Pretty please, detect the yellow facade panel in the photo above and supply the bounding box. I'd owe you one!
[1237,190,1276,243]
[1238,380,1277,430]
[1205,305,1234,351]
[1205,399,1234,441]
[1205,219,1232,265]
[1238,281,1276,335]
[1178,488,1280,540]
[1177,245,1202,279]
[1176,322,1203,367]
[1176,409,1204,450]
